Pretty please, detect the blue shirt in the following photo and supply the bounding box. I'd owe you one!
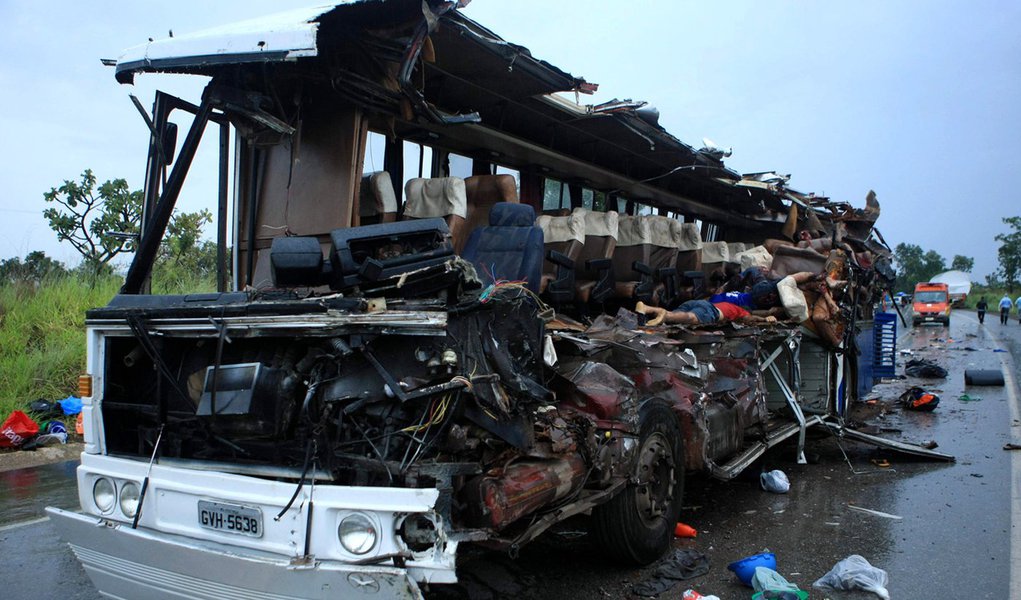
[709,291,753,308]
[1000,297,1013,309]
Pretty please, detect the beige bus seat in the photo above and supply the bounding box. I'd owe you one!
[673,222,702,267]
[403,177,468,250]
[536,212,586,302]
[462,174,518,254]
[572,208,618,304]
[643,215,689,305]
[358,171,398,225]
[727,242,749,261]
[701,241,731,277]
[610,215,652,299]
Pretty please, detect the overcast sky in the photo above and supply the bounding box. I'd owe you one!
[1,1,1018,279]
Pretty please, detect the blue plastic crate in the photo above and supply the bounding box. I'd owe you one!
[873,312,897,379]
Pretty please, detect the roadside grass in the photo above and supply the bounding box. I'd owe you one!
[959,286,1018,309]
[0,268,215,420]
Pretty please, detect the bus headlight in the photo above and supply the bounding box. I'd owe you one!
[93,478,116,514]
[119,481,141,518]
[338,513,377,555]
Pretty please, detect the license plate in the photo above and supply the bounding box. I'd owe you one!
[924,317,934,321]
[198,500,263,537]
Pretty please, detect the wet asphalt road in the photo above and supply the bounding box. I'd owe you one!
[2,310,1019,600]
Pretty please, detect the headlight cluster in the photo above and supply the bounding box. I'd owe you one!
[91,477,142,519]
[337,513,378,555]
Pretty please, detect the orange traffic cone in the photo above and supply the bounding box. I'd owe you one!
[674,522,697,538]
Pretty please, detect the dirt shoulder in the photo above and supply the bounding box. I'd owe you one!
[0,442,83,472]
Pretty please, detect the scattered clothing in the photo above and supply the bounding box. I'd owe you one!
[632,549,711,597]
[904,358,947,378]
[899,387,940,411]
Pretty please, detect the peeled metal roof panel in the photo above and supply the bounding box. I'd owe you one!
[114,3,355,83]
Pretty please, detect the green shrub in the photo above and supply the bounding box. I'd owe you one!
[0,269,216,418]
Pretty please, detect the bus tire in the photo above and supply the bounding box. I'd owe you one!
[590,400,684,565]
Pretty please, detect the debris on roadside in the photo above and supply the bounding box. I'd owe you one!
[847,504,902,520]
[957,393,983,402]
[904,358,947,378]
[681,590,720,600]
[751,566,808,600]
[673,522,698,538]
[1004,443,1021,451]
[964,369,1005,386]
[57,396,83,415]
[631,549,710,597]
[28,399,62,417]
[760,470,790,494]
[727,552,776,587]
[813,554,890,600]
[898,387,940,411]
[0,410,39,448]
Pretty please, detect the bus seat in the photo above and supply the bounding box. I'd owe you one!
[727,242,749,259]
[461,203,543,293]
[676,223,703,271]
[611,215,656,304]
[572,208,618,304]
[462,174,518,254]
[536,211,586,303]
[643,215,688,306]
[358,171,398,225]
[403,177,467,249]
[700,241,731,278]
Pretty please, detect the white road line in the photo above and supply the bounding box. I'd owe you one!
[962,311,1021,597]
[0,516,50,532]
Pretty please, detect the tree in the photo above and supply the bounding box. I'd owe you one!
[43,170,141,275]
[894,243,946,292]
[158,209,219,276]
[995,216,1021,293]
[0,251,67,284]
[44,169,219,280]
[950,255,974,273]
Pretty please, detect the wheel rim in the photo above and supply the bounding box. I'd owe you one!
[634,431,675,526]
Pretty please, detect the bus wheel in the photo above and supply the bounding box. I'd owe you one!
[591,400,684,565]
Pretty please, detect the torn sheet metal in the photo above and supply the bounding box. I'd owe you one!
[824,420,955,462]
[114,4,343,83]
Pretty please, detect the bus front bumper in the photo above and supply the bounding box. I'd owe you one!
[46,507,424,600]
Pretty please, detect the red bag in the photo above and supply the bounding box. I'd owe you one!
[0,410,39,447]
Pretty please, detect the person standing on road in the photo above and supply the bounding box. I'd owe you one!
[977,297,988,324]
[1015,294,1021,324]
[999,294,1012,324]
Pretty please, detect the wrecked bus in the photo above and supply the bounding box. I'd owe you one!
[47,2,951,598]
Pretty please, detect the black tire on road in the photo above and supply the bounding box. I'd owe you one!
[964,369,1005,386]
[590,400,685,565]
